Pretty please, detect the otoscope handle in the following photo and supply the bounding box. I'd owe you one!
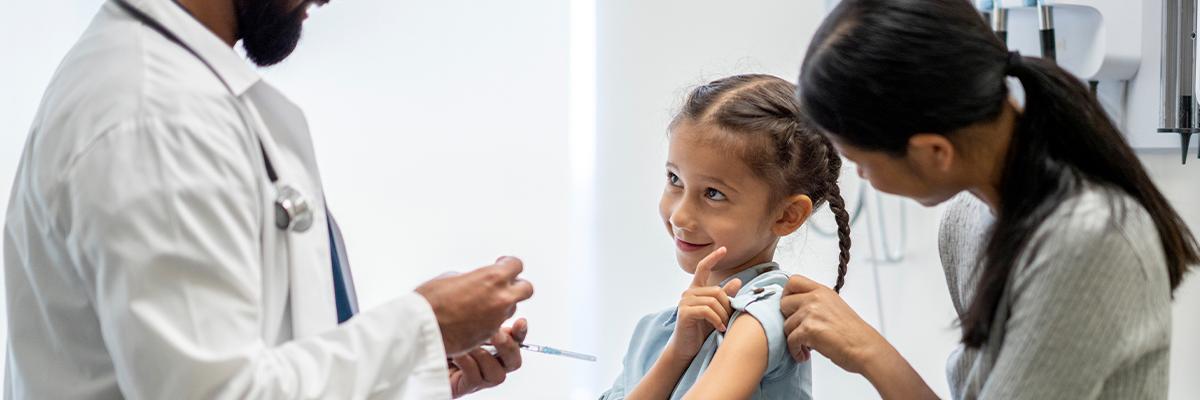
[1040,29,1057,61]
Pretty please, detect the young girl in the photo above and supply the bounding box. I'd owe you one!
[600,74,851,400]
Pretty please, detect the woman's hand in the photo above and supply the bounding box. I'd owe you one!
[780,274,885,373]
[781,275,937,400]
[667,247,743,361]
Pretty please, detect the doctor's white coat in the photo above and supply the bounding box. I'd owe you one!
[3,0,451,398]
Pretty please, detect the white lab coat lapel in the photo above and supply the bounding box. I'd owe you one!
[120,0,339,340]
[242,82,339,338]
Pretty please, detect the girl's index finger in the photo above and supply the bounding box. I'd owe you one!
[690,247,727,288]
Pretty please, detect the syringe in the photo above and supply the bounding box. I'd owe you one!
[481,342,597,362]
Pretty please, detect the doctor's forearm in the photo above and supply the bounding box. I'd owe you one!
[861,344,939,400]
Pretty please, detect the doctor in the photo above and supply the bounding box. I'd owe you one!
[3,0,533,398]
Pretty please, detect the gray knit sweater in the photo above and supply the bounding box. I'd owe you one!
[937,185,1172,399]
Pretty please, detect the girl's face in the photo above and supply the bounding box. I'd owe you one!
[658,123,789,285]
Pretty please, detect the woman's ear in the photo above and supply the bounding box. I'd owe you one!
[774,194,814,236]
[906,133,957,174]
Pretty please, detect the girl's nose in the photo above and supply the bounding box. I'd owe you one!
[669,199,698,232]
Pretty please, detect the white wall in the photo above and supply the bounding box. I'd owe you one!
[2,1,1198,399]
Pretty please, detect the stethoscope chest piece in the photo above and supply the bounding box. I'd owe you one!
[274,185,313,233]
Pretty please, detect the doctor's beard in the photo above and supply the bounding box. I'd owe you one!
[237,0,307,67]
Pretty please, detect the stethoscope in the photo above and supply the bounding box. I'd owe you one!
[115,0,314,233]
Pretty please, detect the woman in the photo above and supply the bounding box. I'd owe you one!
[779,0,1199,398]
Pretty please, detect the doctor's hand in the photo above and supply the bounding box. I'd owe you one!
[416,256,534,356]
[448,318,528,398]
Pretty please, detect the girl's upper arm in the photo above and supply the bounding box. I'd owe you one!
[682,314,769,400]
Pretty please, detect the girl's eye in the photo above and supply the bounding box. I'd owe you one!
[705,188,727,201]
[667,172,682,187]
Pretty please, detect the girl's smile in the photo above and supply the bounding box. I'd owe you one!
[674,237,712,252]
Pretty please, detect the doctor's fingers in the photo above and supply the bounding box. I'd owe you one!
[477,259,534,302]
[491,330,524,372]
[452,353,482,385]
[468,348,508,386]
[504,278,534,303]
[506,317,529,343]
[490,256,525,280]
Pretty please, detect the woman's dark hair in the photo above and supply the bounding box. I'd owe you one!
[799,0,1198,346]
[673,74,852,292]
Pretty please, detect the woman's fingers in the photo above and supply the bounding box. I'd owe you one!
[798,345,813,363]
[784,274,826,296]
[782,288,827,362]
[782,292,821,332]
[781,286,823,315]
[787,323,814,362]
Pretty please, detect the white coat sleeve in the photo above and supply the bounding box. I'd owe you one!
[59,116,450,399]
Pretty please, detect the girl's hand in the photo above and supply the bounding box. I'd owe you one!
[667,247,743,361]
[780,274,887,374]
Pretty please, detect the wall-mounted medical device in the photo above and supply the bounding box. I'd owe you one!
[983,0,1198,164]
[1160,0,1198,163]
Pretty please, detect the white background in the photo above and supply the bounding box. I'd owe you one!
[2,1,1198,399]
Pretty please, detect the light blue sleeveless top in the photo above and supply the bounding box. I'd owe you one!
[600,262,812,399]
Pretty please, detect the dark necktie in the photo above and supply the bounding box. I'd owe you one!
[327,212,359,323]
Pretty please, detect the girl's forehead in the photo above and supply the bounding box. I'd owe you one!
[667,127,767,191]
